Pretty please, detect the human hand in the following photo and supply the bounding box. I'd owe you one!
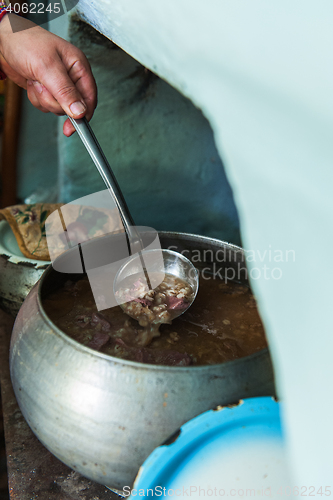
[0,14,97,136]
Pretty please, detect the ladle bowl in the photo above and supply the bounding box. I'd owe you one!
[114,248,199,321]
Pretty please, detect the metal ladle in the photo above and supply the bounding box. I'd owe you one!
[68,117,199,319]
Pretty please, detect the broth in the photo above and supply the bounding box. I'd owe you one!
[43,275,267,366]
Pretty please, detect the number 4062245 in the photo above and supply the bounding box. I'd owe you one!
[6,3,62,14]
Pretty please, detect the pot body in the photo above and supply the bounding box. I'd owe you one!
[10,232,275,489]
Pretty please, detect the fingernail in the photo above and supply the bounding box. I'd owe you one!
[69,101,86,116]
[33,81,43,94]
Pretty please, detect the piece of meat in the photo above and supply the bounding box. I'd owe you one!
[134,348,149,363]
[87,332,110,351]
[75,314,91,329]
[112,337,191,366]
[92,332,191,366]
[133,298,151,307]
[90,312,111,332]
[167,296,189,310]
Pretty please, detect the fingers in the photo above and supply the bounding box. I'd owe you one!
[34,50,97,136]
[27,80,50,113]
[68,58,97,121]
[26,63,96,136]
[38,54,88,120]
[63,117,76,137]
[27,79,65,114]
[3,26,98,133]
[61,57,97,136]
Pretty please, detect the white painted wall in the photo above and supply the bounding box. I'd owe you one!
[73,0,333,487]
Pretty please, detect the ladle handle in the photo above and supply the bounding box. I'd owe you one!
[68,116,143,253]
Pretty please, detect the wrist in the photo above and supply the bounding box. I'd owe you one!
[0,10,14,78]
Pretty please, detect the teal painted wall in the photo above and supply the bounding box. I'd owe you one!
[16,17,58,203]
[17,99,58,203]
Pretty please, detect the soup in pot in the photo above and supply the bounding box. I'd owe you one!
[43,272,267,367]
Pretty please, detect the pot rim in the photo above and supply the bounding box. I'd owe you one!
[37,231,269,372]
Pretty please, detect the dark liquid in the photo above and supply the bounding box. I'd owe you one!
[43,276,267,366]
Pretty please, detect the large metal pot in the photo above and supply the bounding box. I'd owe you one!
[10,232,275,490]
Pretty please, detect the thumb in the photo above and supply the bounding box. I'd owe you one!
[40,60,87,118]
